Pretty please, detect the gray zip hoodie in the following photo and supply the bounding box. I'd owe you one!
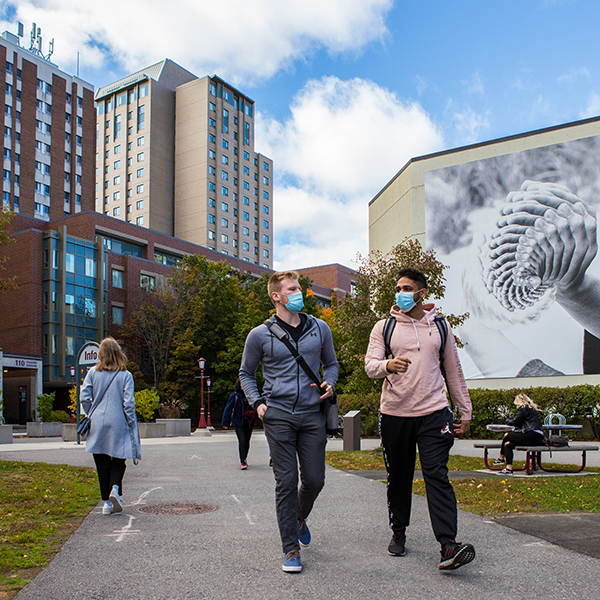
[239,314,339,414]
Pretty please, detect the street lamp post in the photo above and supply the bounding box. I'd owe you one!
[206,377,212,428]
[69,366,76,424]
[196,357,207,430]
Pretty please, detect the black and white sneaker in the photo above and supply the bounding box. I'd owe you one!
[492,457,505,466]
[387,533,406,556]
[439,541,475,570]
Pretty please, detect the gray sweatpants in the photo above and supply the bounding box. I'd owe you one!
[263,406,327,553]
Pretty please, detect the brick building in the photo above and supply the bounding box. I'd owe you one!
[0,211,354,423]
[1,26,95,221]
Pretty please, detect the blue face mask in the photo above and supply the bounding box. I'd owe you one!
[395,289,424,313]
[285,291,304,314]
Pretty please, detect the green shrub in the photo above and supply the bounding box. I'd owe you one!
[134,388,160,423]
[49,410,70,423]
[337,385,600,440]
[338,393,381,437]
[36,392,56,422]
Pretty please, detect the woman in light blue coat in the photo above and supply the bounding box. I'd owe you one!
[81,337,141,515]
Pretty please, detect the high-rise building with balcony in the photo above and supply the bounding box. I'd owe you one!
[95,61,273,269]
[1,25,95,221]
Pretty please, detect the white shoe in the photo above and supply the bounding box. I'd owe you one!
[102,500,113,515]
[109,485,123,513]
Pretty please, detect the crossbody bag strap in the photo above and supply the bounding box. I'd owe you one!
[87,370,120,418]
[265,320,322,388]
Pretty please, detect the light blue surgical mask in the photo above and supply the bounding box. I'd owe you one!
[285,291,304,313]
[395,289,424,313]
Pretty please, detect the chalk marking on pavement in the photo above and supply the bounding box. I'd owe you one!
[107,514,140,542]
[130,486,163,506]
[231,494,257,525]
[523,541,551,547]
[189,455,202,460]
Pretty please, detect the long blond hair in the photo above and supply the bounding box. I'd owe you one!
[96,337,128,372]
[514,393,540,411]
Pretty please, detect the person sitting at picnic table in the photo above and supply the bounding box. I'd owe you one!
[494,393,546,475]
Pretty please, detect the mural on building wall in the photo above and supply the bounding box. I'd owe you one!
[425,135,600,379]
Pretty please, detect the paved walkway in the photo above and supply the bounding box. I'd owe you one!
[2,433,599,600]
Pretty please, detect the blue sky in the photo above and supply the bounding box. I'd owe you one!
[3,0,600,269]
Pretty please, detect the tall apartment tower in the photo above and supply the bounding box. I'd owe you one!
[1,25,95,220]
[95,61,274,269]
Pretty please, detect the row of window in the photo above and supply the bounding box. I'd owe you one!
[97,83,148,115]
[208,81,253,117]
[101,136,144,159]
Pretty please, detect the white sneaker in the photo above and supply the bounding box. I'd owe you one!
[109,485,123,513]
[102,500,113,515]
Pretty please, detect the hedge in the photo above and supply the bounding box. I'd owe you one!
[338,385,600,440]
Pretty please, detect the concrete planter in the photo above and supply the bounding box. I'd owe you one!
[27,422,63,437]
[0,424,13,444]
[138,422,167,438]
[62,423,87,442]
[156,418,191,437]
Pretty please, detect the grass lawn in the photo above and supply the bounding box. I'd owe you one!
[0,461,99,599]
[325,448,600,516]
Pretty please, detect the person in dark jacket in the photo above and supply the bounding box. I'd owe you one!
[222,378,256,470]
[495,393,545,474]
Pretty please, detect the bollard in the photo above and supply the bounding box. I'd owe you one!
[343,410,361,452]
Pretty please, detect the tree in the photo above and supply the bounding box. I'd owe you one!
[120,289,180,388]
[332,238,468,394]
[0,208,16,292]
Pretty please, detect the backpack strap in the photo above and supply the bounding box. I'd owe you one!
[265,320,322,388]
[383,316,396,359]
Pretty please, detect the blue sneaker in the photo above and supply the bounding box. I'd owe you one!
[298,520,311,547]
[282,550,302,573]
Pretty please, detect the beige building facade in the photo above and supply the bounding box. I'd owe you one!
[95,61,273,269]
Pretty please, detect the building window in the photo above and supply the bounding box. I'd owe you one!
[113,207,120,216]
[137,184,144,194]
[243,166,250,175]
[209,166,215,175]
[222,155,229,165]
[222,170,228,180]
[209,102,216,112]
[137,168,144,178]
[113,191,121,201]
[243,212,249,221]
[222,140,229,149]
[243,197,249,205]
[137,105,145,129]
[209,150,216,159]
[208,231,215,240]
[112,306,123,325]
[243,242,249,251]
[137,136,145,146]
[222,218,228,227]
[113,176,120,185]
[112,269,124,288]
[114,144,121,154]
[140,274,155,291]
[209,133,215,143]
[209,182,215,191]
[210,82,217,96]
[222,186,228,196]
[136,216,144,225]
[221,234,228,243]
[263,176,269,185]
[263,205,269,214]
[209,214,215,224]
[137,152,144,162]
[136,200,144,210]
[209,118,216,127]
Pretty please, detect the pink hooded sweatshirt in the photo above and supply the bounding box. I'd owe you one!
[365,303,472,419]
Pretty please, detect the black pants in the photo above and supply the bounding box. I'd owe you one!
[93,454,126,501]
[380,408,457,546]
[235,417,254,463]
[501,430,545,464]
[263,407,327,553]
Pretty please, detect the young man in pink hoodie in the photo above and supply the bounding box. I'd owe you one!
[365,268,475,570]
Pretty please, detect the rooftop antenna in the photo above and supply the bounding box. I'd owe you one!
[17,22,23,41]
[47,38,54,60]
[29,22,36,52]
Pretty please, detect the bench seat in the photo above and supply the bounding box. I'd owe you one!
[474,442,599,475]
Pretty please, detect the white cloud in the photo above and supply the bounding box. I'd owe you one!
[462,72,485,96]
[557,66,591,83]
[257,77,445,269]
[1,0,393,84]
[445,102,490,146]
[580,91,600,119]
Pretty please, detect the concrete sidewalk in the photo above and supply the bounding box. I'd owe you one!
[2,433,600,600]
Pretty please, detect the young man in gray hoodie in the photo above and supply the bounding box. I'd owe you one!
[239,271,339,573]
